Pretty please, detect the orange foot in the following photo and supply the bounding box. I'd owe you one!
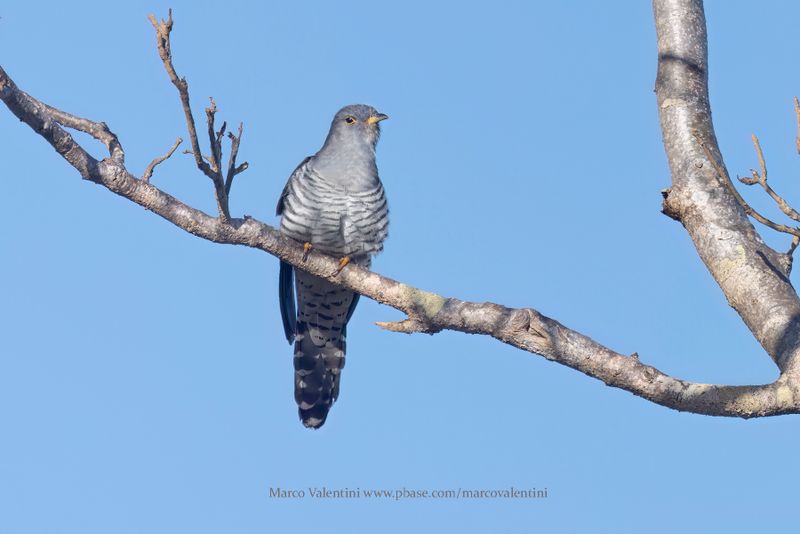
[334,256,350,275]
[302,242,313,262]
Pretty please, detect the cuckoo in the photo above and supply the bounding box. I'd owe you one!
[276,104,389,428]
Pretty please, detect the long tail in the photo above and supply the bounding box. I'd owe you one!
[281,263,359,428]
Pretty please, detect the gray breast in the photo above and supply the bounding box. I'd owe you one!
[280,161,389,261]
[342,183,389,259]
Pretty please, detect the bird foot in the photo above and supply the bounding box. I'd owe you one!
[302,242,313,262]
[334,256,350,275]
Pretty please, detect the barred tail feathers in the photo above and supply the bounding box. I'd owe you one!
[292,270,359,429]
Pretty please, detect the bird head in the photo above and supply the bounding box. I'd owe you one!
[324,104,389,151]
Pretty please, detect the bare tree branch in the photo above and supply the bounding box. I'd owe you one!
[142,137,183,183]
[789,236,800,258]
[3,4,800,418]
[704,115,800,266]
[795,96,800,155]
[147,11,208,178]
[147,10,246,223]
[741,134,800,224]
[39,99,125,164]
[654,0,800,377]
[692,131,800,239]
[225,123,248,196]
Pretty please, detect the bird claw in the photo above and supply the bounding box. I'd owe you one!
[334,256,350,275]
[302,242,313,262]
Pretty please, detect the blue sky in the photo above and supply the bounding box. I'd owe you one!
[2,1,799,532]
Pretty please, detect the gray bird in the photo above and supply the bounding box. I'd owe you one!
[276,104,389,429]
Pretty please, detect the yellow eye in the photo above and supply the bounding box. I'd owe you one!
[344,116,357,124]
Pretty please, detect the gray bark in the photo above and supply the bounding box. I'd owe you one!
[655,0,800,376]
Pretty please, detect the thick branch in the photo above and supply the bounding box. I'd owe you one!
[2,64,799,418]
[654,0,800,375]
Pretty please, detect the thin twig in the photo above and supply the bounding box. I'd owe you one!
[148,10,235,222]
[789,235,800,257]
[737,173,760,186]
[215,123,226,165]
[741,134,800,222]
[225,123,248,196]
[693,131,800,238]
[794,96,800,155]
[146,11,248,221]
[147,10,213,181]
[205,97,224,173]
[142,137,183,182]
[181,149,213,165]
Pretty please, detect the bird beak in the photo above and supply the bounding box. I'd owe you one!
[367,113,389,124]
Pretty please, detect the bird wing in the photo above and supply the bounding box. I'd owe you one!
[277,157,312,343]
[276,156,310,216]
[279,260,297,344]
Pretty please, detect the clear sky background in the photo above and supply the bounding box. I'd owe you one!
[2,1,799,532]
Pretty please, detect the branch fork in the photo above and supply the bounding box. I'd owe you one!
[147,9,248,223]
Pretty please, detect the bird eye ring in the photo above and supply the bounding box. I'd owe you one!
[344,116,357,124]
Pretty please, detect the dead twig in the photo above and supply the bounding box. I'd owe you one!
[225,123,249,196]
[147,10,247,223]
[147,11,210,179]
[206,98,224,173]
[794,96,800,155]
[693,131,800,239]
[142,137,183,182]
[789,235,800,257]
[738,134,800,222]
